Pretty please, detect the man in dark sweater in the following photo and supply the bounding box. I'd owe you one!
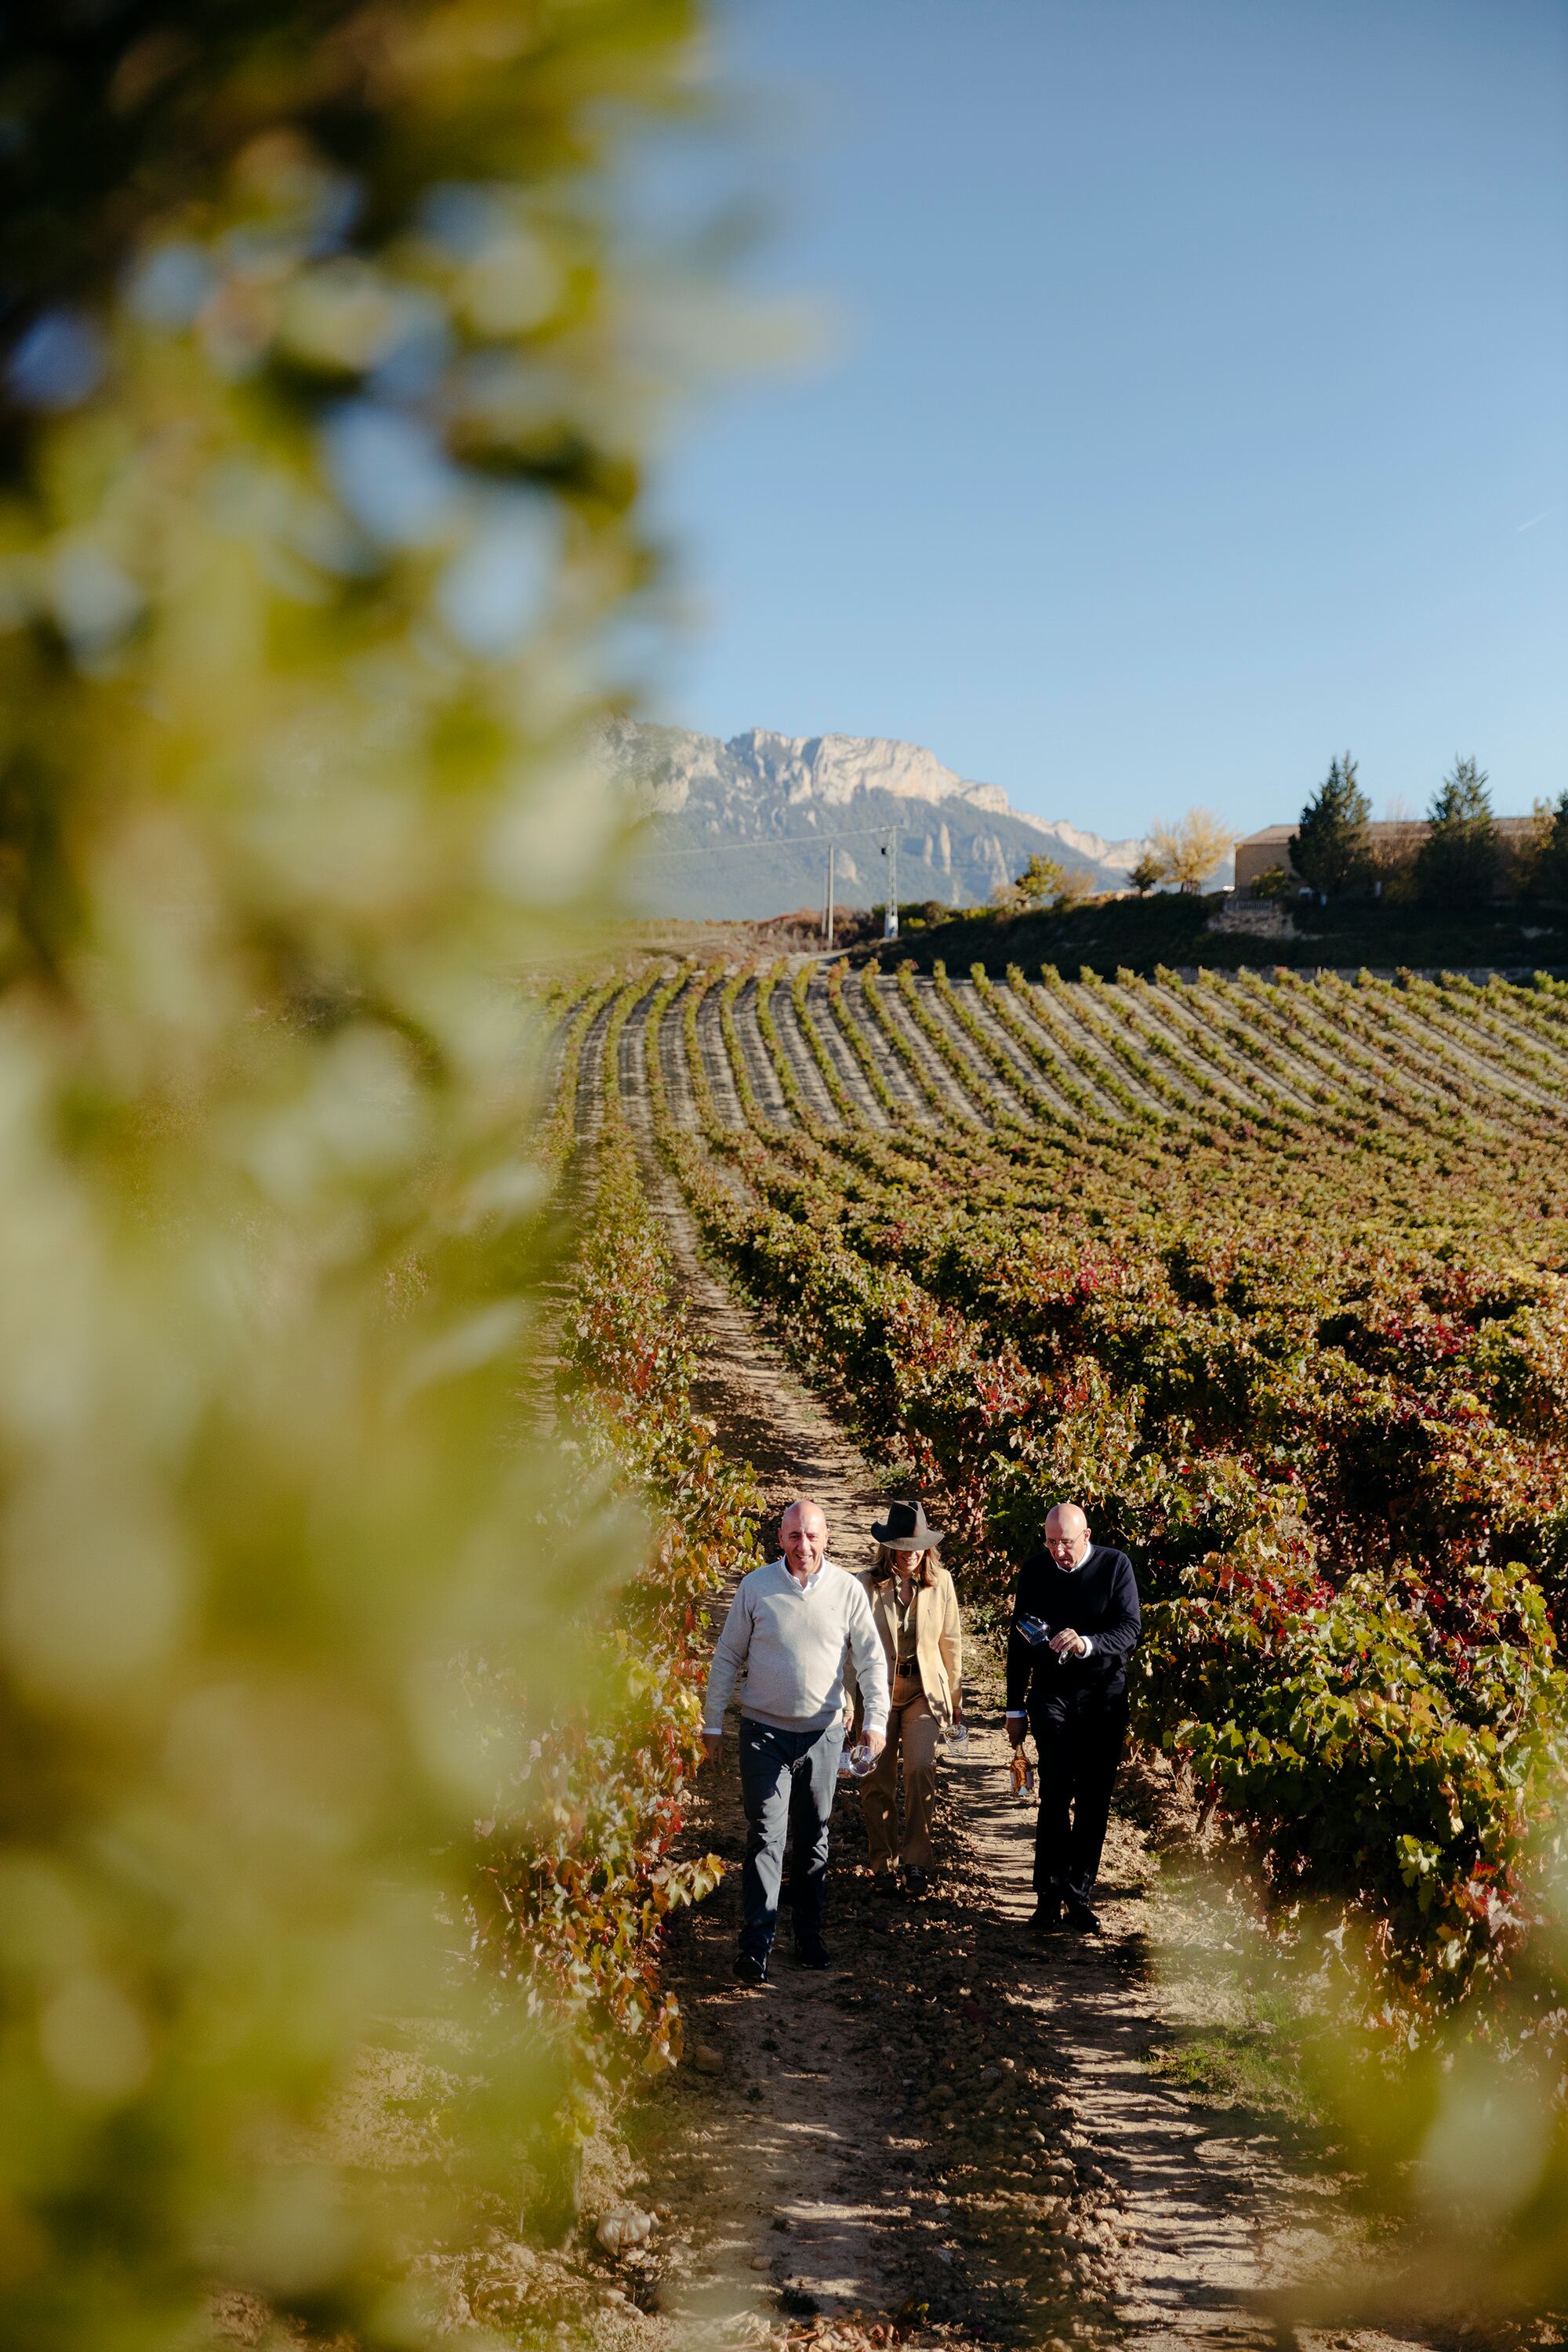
[1004,1502,1141,1933]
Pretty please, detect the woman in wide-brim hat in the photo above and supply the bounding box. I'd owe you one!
[849,1501,963,1896]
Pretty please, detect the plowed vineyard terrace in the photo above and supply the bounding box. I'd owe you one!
[555,957,1568,2030]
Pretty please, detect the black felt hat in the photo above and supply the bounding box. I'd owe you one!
[869,1499,944,1551]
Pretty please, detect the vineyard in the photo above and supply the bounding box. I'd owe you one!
[554,956,1568,2043]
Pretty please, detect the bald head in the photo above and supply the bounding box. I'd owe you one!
[781,1499,829,1582]
[1044,1504,1091,1569]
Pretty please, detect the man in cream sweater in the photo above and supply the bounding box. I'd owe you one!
[702,1499,889,1984]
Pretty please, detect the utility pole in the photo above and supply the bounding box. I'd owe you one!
[882,826,898,939]
[824,841,836,951]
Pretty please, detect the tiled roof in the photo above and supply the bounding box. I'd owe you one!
[1239,815,1538,848]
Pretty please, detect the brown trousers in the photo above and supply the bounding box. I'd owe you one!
[863,1675,942,1870]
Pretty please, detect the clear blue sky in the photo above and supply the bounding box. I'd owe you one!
[648,0,1567,843]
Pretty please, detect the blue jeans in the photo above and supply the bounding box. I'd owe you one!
[736,1716,845,1960]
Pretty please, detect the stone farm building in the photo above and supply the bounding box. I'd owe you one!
[1234,817,1543,898]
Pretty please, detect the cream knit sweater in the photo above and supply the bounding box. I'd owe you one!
[702,1558,890,1737]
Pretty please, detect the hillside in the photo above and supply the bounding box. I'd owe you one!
[876,887,1568,977]
[603,717,1153,918]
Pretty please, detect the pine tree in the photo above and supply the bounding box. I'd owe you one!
[1416,757,1498,906]
[1290,753,1370,897]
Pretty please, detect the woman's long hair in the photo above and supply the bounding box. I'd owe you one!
[872,1543,939,1588]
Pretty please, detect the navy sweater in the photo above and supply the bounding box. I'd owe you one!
[1004,1544,1142,1712]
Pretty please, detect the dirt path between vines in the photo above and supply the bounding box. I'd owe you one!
[603,1058,1436,2352]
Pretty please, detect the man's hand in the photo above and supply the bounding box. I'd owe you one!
[701,1731,724,1766]
[862,1729,887,1759]
[1005,1715,1028,1749]
[1049,1628,1089,1658]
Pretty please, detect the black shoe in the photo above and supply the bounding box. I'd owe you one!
[1064,1896,1102,1934]
[793,1936,833,1969]
[735,1951,769,1985]
[903,1866,928,1898]
[1028,1897,1063,1933]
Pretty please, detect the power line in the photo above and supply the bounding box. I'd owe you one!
[631,822,923,862]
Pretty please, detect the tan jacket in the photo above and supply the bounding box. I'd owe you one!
[848,1564,963,1728]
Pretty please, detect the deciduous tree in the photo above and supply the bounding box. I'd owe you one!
[1148,808,1236,895]
[1018,851,1069,903]
[1054,864,1100,909]
[1522,789,1568,903]
[992,850,1065,913]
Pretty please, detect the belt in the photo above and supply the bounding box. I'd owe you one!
[895,1657,920,1674]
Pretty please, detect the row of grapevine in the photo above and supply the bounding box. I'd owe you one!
[476,985,758,2162]
[655,960,1568,1148]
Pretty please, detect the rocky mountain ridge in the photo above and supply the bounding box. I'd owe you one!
[604,719,1152,920]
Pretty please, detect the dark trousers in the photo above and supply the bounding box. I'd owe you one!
[1030,1696,1128,1902]
[736,1716,844,1960]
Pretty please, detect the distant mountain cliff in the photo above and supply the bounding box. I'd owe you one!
[603,720,1152,920]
